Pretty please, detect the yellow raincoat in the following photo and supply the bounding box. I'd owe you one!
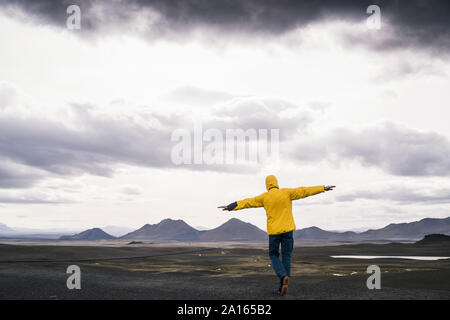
[233,175,324,235]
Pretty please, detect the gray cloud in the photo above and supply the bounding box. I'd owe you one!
[0,109,175,180]
[0,0,362,33]
[0,191,70,204]
[0,198,62,204]
[331,123,450,176]
[2,83,448,195]
[0,161,45,188]
[338,186,450,204]
[210,97,313,141]
[0,87,308,188]
[371,59,445,83]
[290,122,450,177]
[2,0,450,52]
[120,185,143,195]
[340,1,450,54]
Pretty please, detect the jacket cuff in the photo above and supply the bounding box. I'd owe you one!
[226,202,238,211]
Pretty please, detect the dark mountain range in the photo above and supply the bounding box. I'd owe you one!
[5,216,450,243]
[120,218,267,242]
[0,223,14,234]
[198,218,266,242]
[294,217,450,242]
[294,226,358,242]
[120,219,200,241]
[59,228,116,241]
[416,234,450,245]
[357,217,450,241]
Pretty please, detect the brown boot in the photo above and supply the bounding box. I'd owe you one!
[280,276,290,296]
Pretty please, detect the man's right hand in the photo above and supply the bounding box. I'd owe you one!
[218,202,238,211]
[324,185,336,191]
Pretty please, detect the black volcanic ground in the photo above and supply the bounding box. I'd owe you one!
[0,241,449,300]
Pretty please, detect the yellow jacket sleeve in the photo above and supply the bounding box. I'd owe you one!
[288,185,324,201]
[234,193,265,210]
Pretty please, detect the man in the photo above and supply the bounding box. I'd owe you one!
[218,175,335,296]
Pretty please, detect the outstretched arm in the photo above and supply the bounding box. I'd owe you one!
[218,194,265,211]
[288,185,335,200]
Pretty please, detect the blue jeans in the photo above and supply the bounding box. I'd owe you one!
[269,231,293,286]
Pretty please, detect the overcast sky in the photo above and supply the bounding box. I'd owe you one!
[0,0,449,232]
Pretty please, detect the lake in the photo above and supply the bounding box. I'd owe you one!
[331,255,450,261]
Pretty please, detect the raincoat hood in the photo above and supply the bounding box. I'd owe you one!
[265,175,279,191]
